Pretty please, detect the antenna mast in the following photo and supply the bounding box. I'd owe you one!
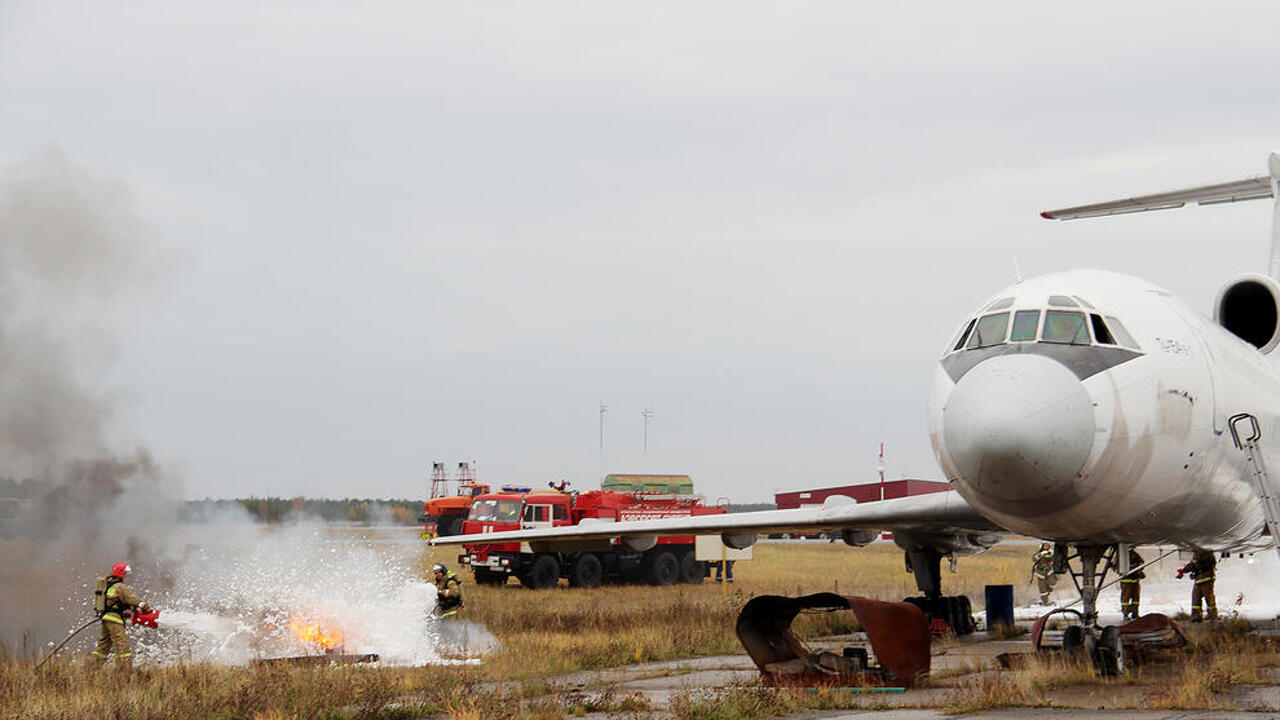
[642,405,653,470]
[429,461,449,500]
[877,441,886,502]
[599,402,609,480]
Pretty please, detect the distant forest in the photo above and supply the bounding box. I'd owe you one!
[2,476,775,525]
[183,498,422,525]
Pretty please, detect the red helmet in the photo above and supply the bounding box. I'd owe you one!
[111,562,130,578]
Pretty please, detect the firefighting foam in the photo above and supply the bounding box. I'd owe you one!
[121,519,498,666]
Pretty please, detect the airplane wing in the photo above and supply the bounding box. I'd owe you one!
[1040,174,1274,221]
[429,490,1002,547]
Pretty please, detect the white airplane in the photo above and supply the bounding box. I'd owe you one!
[435,152,1280,672]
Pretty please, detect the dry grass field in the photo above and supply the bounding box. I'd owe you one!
[426,539,1031,679]
[4,538,1278,719]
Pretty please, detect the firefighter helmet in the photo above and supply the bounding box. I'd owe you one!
[111,562,131,578]
[431,562,447,576]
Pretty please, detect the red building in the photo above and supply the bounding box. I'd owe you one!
[774,479,951,510]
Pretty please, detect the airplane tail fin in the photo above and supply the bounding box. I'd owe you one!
[1041,152,1280,278]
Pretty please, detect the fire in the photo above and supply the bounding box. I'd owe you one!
[287,616,344,651]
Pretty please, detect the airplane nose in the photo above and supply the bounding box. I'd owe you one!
[943,354,1095,515]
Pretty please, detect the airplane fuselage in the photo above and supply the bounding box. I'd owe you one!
[929,269,1278,550]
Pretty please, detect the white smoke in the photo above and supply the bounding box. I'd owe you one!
[0,153,493,665]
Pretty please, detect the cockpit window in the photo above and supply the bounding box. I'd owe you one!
[1104,316,1140,350]
[1042,310,1090,344]
[1090,314,1117,345]
[1010,310,1040,341]
[1048,295,1079,307]
[1073,296,1096,309]
[985,297,1014,311]
[966,312,1009,349]
[952,318,976,352]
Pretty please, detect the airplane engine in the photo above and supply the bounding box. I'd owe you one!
[841,529,880,547]
[620,535,658,553]
[721,532,757,550]
[1214,273,1280,353]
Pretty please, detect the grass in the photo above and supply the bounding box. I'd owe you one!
[3,660,464,720]
[6,537,1279,718]
[1,660,636,720]
[667,684,907,720]
[938,654,1101,713]
[420,539,1031,680]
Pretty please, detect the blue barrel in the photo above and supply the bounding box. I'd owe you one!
[985,584,1015,630]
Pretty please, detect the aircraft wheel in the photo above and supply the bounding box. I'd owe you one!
[1061,625,1084,652]
[646,550,679,586]
[1093,625,1125,676]
[520,554,560,590]
[678,550,705,584]
[569,553,603,588]
[949,596,974,635]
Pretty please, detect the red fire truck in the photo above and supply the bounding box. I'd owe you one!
[456,486,727,589]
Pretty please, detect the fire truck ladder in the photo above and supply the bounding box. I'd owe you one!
[1229,413,1280,561]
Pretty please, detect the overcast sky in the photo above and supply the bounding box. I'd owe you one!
[3,2,1280,502]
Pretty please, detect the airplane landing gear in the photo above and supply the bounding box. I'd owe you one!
[902,546,974,635]
[1044,543,1126,676]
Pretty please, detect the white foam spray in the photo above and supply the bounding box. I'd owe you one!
[1011,548,1280,625]
[126,519,496,666]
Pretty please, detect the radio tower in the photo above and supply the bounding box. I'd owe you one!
[457,461,476,484]
[428,461,449,500]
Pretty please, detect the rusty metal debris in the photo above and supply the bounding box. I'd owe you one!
[735,593,931,687]
[1030,609,1184,653]
[1115,613,1186,650]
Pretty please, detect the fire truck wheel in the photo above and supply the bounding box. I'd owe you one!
[678,550,705,584]
[646,550,679,586]
[439,515,464,537]
[473,568,506,586]
[569,553,603,588]
[520,554,561,590]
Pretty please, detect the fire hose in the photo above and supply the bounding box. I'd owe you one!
[35,609,161,669]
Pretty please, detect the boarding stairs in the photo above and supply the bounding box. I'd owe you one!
[1229,413,1280,561]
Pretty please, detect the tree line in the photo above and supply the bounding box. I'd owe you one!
[183,497,422,524]
[3,476,776,525]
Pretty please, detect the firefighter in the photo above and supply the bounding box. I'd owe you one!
[1177,550,1218,622]
[91,562,150,672]
[1109,548,1145,620]
[432,562,464,616]
[1031,543,1058,605]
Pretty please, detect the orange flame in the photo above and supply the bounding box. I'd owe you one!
[287,616,344,651]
